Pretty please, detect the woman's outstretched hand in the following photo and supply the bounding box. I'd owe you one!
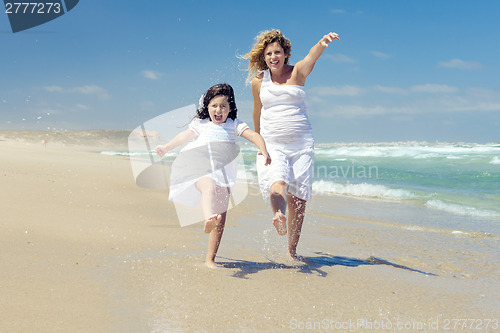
[320,32,340,47]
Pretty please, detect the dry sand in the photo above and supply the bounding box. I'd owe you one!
[1,133,498,332]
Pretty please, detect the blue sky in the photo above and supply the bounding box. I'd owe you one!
[1,0,499,143]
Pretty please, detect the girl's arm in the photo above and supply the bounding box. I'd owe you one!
[155,129,197,157]
[240,128,271,166]
[295,32,340,84]
[251,76,263,134]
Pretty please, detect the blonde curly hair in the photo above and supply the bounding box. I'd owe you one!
[242,29,292,83]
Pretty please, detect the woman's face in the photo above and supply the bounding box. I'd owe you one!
[264,42,286,71]
[208,95,230,124]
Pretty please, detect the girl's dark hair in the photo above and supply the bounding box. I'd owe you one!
[196,83,237,121]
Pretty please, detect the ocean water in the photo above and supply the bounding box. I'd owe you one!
[315,143,499,213]
[237,142,500,222]
[109,141,500,232]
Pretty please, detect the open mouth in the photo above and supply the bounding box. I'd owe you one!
[214,115,224,122]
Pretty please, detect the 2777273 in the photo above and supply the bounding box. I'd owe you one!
[5,2,62,14]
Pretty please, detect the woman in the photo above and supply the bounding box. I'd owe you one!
[243,29,339,259]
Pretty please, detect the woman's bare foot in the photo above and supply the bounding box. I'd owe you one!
[273,211,287,236]
[288,250,299,260]
[204,214,222,233]
[286,252,304,267]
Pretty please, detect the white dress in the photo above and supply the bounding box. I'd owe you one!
[257,69,315,202]
[169,117,249,207]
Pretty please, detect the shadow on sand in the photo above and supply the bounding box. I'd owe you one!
[218,251,437,279]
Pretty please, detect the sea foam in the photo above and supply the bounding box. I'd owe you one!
[315,143,500,159]
[425,200,500,218]
[312,180,418,201]
[490,156,500,165]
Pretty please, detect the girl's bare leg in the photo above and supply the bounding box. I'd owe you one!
[195,177,220,233]
[287,194,307,259]
[205,186,230,268]
[270,180,288,236]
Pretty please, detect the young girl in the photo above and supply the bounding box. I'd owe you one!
[155,83,271,268]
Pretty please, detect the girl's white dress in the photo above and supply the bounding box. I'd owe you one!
[169,117,248,207]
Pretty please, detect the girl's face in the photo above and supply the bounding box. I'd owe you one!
[208,95,230,124]
[264,42,286,71]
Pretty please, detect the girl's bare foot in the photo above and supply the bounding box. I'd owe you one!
[205,260,218,269]
[204,214,222,233]
[273,211,287,236]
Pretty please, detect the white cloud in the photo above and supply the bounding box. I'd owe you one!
[438,58,482,70]
[324,53,356,63]
[371,51,391,59]
[310,104,414,117]
[44,85,110,99]
[336,105,412,116]
[307,85,500,117]
[311,84,458,97]
[76,104,89,110]
[142,70,163,80]
[310,85,363,96]
[464,87,499,99]
[70,85,107,95]
[450,102,500,112]
[444,88,500,112]
[373,85,407,95]
[410,84,459,94]
[44,86,64,92]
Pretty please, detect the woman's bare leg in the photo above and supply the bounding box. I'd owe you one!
[287,194,307,259]
[270,180,288,235]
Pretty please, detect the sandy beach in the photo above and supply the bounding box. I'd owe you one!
[1,131,498,332]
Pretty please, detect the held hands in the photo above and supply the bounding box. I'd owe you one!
[320,32,340,47]
[258,150,272,166]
